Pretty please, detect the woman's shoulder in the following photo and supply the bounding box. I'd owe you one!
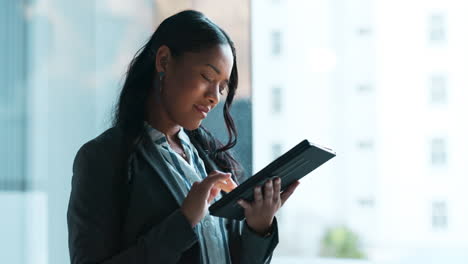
[70,127,128,201]
[74,126,125,166]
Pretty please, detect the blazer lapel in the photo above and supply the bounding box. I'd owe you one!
[136,135,186,206]
[135,129,233,207]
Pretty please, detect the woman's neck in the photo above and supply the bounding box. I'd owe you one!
[146,93,181,142]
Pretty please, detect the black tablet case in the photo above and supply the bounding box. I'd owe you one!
[209,139,336,220]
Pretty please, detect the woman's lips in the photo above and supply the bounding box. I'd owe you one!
[194,104,209,118]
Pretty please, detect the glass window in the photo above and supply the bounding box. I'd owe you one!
[356,83,373,93]
[431,138,447,166]
[272,86,282,114]
[357,197,375,208]
[357,26,372,36]
[429,13,446,43]
[432,201,448,229]
[272,30,282,55]
[4,1,468,263]
[357,140,374,150]
[430,75,447,104]
[272,143,283,159]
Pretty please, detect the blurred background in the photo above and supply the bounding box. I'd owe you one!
[1,0,468,263]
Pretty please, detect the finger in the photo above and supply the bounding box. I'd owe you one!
[208,187,221,203]
[215,177,237,193]
[254,186,263,204]
[263,180,274,202]
[272,177,281,203]
[207,171,232,187]
[237,199,251,210]
[208,170,222,176]
[201,173,231,189]
[208,170,232,178]
[280,181,300,205]
[198,174,231,200]
[190,181,201,190]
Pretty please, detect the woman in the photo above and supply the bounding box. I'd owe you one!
[67,10,300,264]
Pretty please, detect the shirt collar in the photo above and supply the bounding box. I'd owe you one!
[177,128,191,148]
[144,121,191,147]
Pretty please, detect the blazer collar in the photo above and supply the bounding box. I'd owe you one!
[136,133,186,206]
[135,127,222,206]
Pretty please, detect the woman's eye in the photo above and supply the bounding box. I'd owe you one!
[201,74,212,82]
[202,74,226,95]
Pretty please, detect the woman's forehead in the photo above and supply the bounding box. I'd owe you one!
[182,44,233,71]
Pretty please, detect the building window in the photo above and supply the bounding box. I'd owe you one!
[432,201,448,229]
[271,31,282,55]
[272,143,283,159]
[429,13,446,43]
[430,75,447,104]
[356,83,373,93]
[357,26,372,36]
[357,197,375,208]
[357,140,373,150]
[431,138,447,166]
[272,86,282,114]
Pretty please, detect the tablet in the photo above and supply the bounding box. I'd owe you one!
[208,139,336,220]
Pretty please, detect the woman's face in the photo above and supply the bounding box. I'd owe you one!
[157,44,234,130]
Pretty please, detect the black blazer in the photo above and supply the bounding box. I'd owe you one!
[67,126,278,263]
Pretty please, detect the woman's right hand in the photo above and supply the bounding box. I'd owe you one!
[180,170,232,228]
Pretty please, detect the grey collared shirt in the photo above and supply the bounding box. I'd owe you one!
[144,122,231,264]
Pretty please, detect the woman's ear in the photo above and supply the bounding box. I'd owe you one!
[155,45,172,73]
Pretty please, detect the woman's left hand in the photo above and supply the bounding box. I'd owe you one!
[237,178,300,235]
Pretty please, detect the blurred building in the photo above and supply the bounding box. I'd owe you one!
[251,0,341,257]
[252,0,468,263]
[370,0,468,262]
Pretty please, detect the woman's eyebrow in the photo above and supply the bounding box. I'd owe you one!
[205,63,230,83]
[205,63,220,74]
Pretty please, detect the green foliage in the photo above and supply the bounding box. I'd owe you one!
[319,226,366,259]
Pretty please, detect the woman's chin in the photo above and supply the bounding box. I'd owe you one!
[183,120,203,131]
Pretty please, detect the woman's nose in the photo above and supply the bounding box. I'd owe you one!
[206,85,220,105]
